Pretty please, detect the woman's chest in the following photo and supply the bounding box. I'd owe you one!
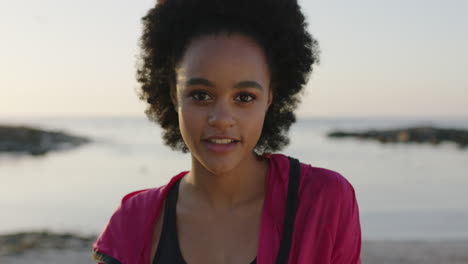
[176,200,263,264]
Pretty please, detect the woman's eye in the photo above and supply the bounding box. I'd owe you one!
[235,93,256,103]
[191,91,212,101]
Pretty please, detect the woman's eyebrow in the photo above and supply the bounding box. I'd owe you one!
[234,81,263,91]
[185,78,263,91]
[185,77,214,88]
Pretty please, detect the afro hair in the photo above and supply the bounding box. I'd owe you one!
[137,0,320,154]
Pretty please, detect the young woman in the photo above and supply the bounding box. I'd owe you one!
[93,0,361,263]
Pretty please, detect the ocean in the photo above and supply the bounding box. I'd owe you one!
[1,116,467,240]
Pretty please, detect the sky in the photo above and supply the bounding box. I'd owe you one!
[1,0,467,118]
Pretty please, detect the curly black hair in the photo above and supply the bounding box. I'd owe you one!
[137,0,320,154]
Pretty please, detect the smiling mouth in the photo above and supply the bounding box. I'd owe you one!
[206,138,239,144]
[202,139,239,153]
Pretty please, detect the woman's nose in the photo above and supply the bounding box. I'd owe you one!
[207,102,236,128]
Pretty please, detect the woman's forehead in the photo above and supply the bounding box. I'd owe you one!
[176,33,270,88]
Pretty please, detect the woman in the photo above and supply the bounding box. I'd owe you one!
[93,0,361,263]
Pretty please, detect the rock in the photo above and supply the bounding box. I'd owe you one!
[0,231,96,256]
[0,125,91,156]
[327,126,468,149]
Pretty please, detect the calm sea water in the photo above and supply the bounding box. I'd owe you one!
[0,116,467,240]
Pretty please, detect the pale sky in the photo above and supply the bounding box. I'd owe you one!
[1,0,467,118]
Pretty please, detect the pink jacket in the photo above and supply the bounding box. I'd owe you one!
[93,153,362,263]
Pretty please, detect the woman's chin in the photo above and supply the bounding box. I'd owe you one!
[192,151,246,176]
[189,142,258,175]
[201,158,239,176]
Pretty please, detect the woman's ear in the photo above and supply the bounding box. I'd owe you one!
[267,86,273,110]
[170,85,178,112]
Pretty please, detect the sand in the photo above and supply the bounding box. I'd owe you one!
[0,249,94,264]
[361,240,468,264]
[1,240,468,264]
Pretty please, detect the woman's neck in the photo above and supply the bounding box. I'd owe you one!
[181,152,269,211]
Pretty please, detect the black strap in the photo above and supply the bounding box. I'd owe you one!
[92,250,123,264]
[275,156,301,264]
[153,178,186,263]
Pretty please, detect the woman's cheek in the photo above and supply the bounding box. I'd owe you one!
[246,110,267,138]
[178,109,196,144]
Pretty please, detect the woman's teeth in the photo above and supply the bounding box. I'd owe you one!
[209,139,236,144]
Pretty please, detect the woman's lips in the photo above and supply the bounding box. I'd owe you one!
[203,140,239,153]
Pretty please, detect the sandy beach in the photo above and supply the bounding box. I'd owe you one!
[361,240,468,264]
[1,232,468,264]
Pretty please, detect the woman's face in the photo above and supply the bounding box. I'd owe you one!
[172,33,272,175]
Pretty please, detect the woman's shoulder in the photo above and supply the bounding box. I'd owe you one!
[98,171,189,230]
[92,171,188,263]
[118,171,189,210]
[297,158,359,216]
[119,185,165,211]
[267,153,355,193]
[302,163,355,193]
[291,158,362,263]
[92,186,166,263]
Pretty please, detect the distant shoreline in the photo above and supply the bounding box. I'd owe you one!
[0,124,91,156]
[328,126,468,149]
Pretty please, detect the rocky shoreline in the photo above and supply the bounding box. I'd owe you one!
[0,125,90,156]
[328,126,468,149]
[0,231,96,264]
[0,231,95,256]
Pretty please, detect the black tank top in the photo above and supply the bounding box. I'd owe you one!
[153,156,301,264]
